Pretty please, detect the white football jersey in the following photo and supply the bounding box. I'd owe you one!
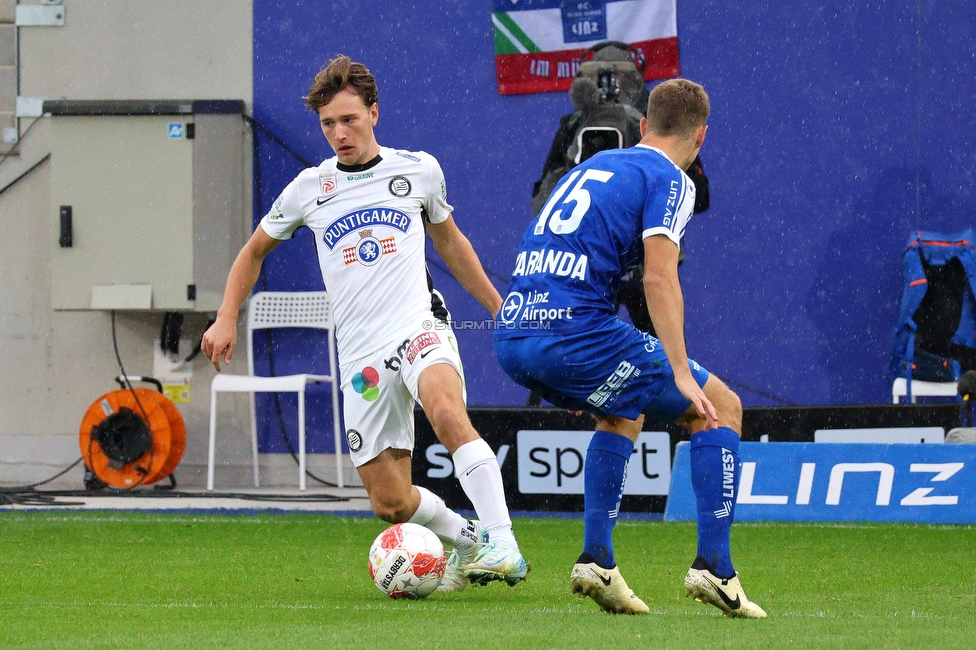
[260,147,453,361]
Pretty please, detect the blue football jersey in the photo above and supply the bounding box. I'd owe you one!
[495,145,696,338]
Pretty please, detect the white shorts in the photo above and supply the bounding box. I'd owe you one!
[340,319,466,466]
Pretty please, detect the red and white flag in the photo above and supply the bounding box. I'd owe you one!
[492,0,679,95]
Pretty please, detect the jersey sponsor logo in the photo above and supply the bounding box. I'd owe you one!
[346,172,373,181]
[267,195,285,220]
[342,230,397,266]
[319,172,337,195]
[351,366,380,401]
[523,305,574,322]
[663,178,680,226]
[323,208,412,249]
[499,290,573,325]
[406,332,441,364]
[512,248,588,281]
[395,151,421,162]
[722,448,736,500]
[383,338,412,372]
[316,195,337,206]
[499,292,524,325]
[641,332,659,354]
[586,360,640,408]
[389,176,411,197]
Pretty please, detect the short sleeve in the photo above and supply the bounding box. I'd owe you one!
[641,167,696,246]
[422,155,454,224]
[260,176,305,240]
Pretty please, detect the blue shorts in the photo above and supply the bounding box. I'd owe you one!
[494,319,710,421]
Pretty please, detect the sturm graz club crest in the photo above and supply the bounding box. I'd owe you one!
[389,176,411,197]
[346,429,363,452]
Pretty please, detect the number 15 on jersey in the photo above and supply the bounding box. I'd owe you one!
[534,169,614,236]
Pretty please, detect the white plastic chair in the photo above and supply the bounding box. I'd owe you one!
[208,291,343,490]
[891,377,959,404]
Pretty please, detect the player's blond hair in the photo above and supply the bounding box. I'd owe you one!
[645,79,709,137]
[304,55,379,111]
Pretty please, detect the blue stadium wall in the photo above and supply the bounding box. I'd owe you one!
[250,1,976,453]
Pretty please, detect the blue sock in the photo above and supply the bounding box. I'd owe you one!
[690,427,741,578]
[581,430,634,568]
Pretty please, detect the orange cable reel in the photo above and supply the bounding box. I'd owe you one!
[79,388,186,487]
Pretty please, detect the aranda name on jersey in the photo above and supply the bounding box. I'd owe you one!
[323,208,411,250]
[512,248,588,281]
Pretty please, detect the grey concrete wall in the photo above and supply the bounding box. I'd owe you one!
[0,1,341,490]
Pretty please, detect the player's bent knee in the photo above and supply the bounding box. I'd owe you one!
[365,482,417,524]
[702,376,742,428]
[369,495,414,524]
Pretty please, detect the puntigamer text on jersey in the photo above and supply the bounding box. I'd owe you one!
[323,208,411,249]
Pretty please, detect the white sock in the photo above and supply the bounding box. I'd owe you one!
[453,439,518,549]
[408,486,476,550]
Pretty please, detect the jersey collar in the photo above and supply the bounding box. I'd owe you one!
[336,154,383,173]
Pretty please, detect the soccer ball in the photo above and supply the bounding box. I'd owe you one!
[368,523,447,599]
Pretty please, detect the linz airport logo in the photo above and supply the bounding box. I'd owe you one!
[389,176,411,197]
[499,292,524,324]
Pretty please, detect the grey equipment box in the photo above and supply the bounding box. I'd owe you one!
[45,99,248,311]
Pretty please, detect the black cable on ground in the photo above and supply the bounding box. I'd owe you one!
[0,489,350,506]
[0,458,85,495]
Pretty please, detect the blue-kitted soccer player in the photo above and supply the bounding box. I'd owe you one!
[494,79,766,617]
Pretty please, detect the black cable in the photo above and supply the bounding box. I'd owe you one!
[244,114,316,168]
[261,309,341,488]
[105,311,155,489]
[0,152,50,198]
[0,457,84,492]
[0,488,350,507]
[0,117,41,171]
[713,373,798,407]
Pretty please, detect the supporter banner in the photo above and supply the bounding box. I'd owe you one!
[492,0,680,95]
[665,442,976,524]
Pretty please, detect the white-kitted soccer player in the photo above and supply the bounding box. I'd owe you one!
[202,55,527,589]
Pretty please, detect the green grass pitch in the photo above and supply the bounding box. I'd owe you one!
[0,511,974,649]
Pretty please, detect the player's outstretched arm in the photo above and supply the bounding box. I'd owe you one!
[642,234,718,429]
[427,215,503,316]
[201,226,282,372]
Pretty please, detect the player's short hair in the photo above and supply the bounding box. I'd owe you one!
[645,79,709,137]
[304,55,379,112]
